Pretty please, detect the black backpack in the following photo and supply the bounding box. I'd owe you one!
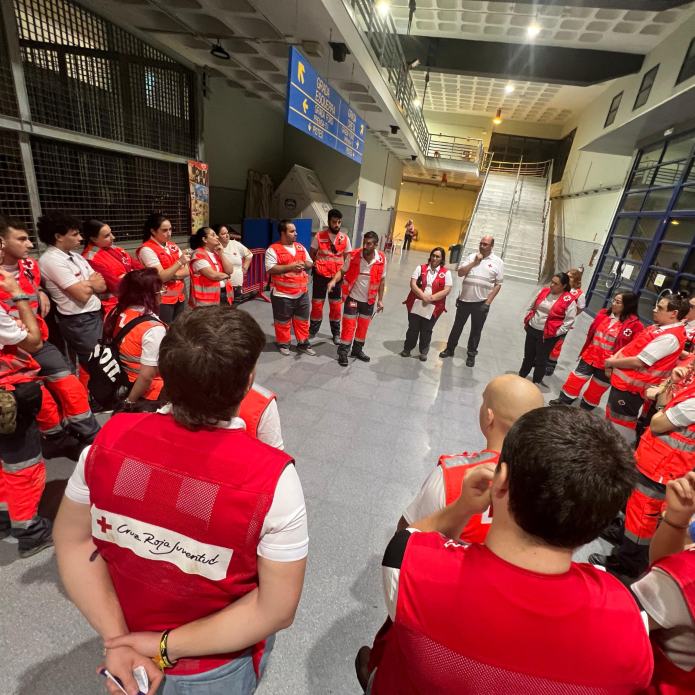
[87,315,161,409]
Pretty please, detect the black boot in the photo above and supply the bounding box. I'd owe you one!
[351,341,371,363]
[338,346,349,367]
[0,509,10,540]
[309,319,321,338]
[13,516,53,559]
[41,430,86,462]
[330,320,341,345]
[545,360,557,376]
[466,354,475,367]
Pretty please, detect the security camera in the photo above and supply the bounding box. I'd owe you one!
[329,42,349,63]
[410,155,417,161]
[390,125,399,135]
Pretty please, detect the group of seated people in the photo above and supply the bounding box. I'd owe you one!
[0,209,693,693]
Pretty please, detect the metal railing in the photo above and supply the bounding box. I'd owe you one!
[427,133,484,164]
[500,158,524,258]
[461,152,494,248]
[539,159,554,280]
[488,159,553,178]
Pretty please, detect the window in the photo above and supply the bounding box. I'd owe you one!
[604,91,622,127]
[676,37,695,85]
[634,65,659,110]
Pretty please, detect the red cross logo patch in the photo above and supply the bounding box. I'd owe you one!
[97,516,112,533]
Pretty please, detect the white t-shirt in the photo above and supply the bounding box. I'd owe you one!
[221,240,252,287]
[257,399,284,450]
[343,251,387,304]
[458,253,504,303]
[0,306,27,347]
[117,307,166,368]
[666,395,695,428]
[640,331,682,366]
[65,415,307,562]
[265,244,312,299]
[528,293,577,336]
[409,266,453,319]
[402,467,446,524]
[39,246,101,315]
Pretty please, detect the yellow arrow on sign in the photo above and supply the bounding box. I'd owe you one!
[302,98,308,113]
[360,123,364,135]
[298,62,305,84]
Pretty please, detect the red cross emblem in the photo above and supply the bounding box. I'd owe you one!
[623,328,632,337]
[97,516,112,533]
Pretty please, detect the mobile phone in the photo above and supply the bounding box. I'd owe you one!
[99,666,149,694]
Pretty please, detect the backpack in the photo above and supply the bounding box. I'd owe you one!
[86,314,161,409]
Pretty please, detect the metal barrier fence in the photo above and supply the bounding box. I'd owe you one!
[427,134,483,164]
[239,248,270,303]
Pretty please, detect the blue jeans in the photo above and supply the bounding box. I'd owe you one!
[159,635,275,695]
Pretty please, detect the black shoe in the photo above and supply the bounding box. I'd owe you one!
[545,364,557,376]
[579,400,596,411]
[41,430,86,462]
[355,645,371,691]
[439,349,454,358]
[15,516,53,559]
[419,354,427,362]
[588,552,614,568]
[338,349,349,367]
[309,320,321,338]
[400,350,411,357]
[351,341,371,362]
[599,518,625,546]
[466,355,475,367]
[332,334,340,346]
[548,398,563,407]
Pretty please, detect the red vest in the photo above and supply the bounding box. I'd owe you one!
[342,249,386,304]
[269,243,308,295]
[83,243,138,314]
[611,323,687,396]
[439,450,498,544]
[0,258,49,341]
[372,535,653,694]
[238,384,276,439]
[313,230,349,278]
[525,287,576,339]
[112,307,164,400]
[136,239,184,304]
[646,549,695,694]
[581,311,644,369]
[85,412,292,675]
[0,301,40,387]
[189,249,233,306]
[635,382,695,483]
[403,265,448,319]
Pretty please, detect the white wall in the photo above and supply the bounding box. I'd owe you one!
[358,131,403,210]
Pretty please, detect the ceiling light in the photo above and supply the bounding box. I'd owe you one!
[376,0,391,17]
[527,21,541,39]
[493,108,503,125]
[671,219,680,225]
[505,83,515,94]
[210,41,230,60]
[413,97,421,108]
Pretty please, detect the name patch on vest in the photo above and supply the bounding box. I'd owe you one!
[91,505,233,580]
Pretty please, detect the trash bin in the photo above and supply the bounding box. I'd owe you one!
[449,243,463,265]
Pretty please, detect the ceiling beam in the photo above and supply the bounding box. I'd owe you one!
[400,36,644,87]
[505,1,689,8]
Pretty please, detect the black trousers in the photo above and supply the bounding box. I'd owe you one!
[158,300,186,325]
[445,300,489,356]
[56,309,103,368]
[311,271,342,302]
[403,235,413,250]
[404,312,439,355]
[519,325,561,383]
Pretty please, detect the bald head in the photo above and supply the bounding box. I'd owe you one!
[479,235,494,256]
[482,375,544,434]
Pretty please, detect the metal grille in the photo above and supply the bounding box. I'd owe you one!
[0,130,33,233]
[14,0,196,157]
[31,136,190,242]
[0,10,19,117]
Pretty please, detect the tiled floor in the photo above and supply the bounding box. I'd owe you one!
[0,250,610,694]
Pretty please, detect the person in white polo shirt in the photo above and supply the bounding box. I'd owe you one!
[440,235,504,367]
[37,211,106,387]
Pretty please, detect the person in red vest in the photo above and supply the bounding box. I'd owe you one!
[309,208,352,343]
[188,226,235,306]
[549,292,643,410]
[365,406,652,694]
[328,231,387,367]
[240,382,283,449]
[545,267,585,376]
[604,291,689,443]
[355,374,543,689]
[400,247,452,361]
[137,213,191,325]
[82,219,142,315]
[265,219,315,356]
[632,471,695,695]
[53,305,307,695]
[590,374,695,578]
[683,294,695,357]
[0,216,100,448]
[518,272,577,386]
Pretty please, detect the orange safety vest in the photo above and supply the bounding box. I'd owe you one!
[269,243,309,295]
[112,307,164,401]
[524,286,576,339]
[313,230,350,278]
[136,238,184,305]
[611,323,687,396]
[189,249,233,306]
[0,258,49,341]
[238,383,276,439]
[0,301,40,387]
[83,243,138,314]
[342,249,386,304]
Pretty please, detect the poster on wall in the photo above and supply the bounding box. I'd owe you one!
[188,160,209,232]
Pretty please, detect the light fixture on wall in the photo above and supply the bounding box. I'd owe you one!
[504,83,515,94]
[493,108,503,125]
[210,40,230,60]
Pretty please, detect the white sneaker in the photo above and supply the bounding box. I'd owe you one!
[278,346,291,356]
[298,344,317,356]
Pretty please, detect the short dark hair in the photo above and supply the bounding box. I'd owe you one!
[327,208,342,221]
[363,231,378,243]
[0,215,28,238]
[142,212,170,243]
[429,246,446,267]
[82,219,107,244]
[554,272,571,292]
[190,226,213,250]
[278,219,294,236]
[37,210,81,246]
[501,406,636,549]
[662,291,691,320]
[158,306,265,430]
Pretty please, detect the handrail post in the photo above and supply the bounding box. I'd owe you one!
[461,152,494,249]
[538,159,554,281]
[501,155,522,258]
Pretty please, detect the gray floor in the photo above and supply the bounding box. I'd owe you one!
[0,250,611,694]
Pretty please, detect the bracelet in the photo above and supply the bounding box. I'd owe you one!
[153,629,177,670]
[11,293,31,302]
[662,515,689,530]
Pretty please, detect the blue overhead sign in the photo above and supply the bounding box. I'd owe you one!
[286,47,366,164]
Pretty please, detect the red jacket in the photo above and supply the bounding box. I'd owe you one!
[0,300,40,387]
[0,258,48,340]
[85,412,292,676]
[403,264,448,319]
[580,310,644,369]
[136,239,184,305]
[342,249,386,304]
[524,287,576,339]
[83,243,141,314]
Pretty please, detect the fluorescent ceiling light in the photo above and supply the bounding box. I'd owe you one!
[376,0,391,17]
[527,21,541,39]
[505,83,515,94]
